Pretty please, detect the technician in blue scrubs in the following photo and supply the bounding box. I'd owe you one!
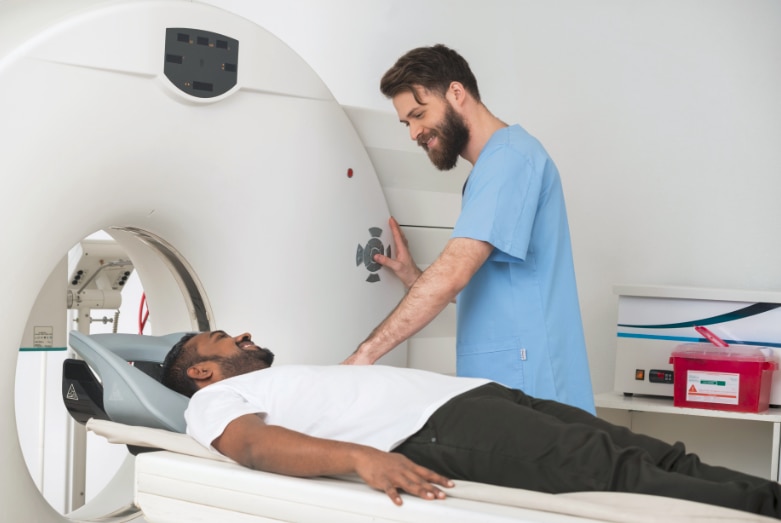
[344,44,594,413]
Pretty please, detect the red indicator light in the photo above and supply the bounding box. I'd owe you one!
[347,168,354,178]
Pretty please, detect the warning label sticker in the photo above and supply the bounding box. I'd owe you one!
[66,384,78,401]
[686,370,739,405]
[33,326,54,348]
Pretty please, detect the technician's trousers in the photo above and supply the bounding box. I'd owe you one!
[394,383,781,518]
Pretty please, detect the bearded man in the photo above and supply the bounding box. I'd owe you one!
[344,44,594,414]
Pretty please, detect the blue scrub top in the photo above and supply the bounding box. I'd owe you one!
[452,125,595,413]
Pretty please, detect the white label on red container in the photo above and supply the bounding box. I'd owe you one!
[685,370,739,405]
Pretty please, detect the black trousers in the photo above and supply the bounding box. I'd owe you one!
[394,383,781,518]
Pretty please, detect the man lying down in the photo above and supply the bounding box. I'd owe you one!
[160,330,781,519]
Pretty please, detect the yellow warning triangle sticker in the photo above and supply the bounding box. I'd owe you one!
[688,384,697,393]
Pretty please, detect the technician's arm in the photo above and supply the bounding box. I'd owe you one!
[345,236,493,365]
[213,413,453,505]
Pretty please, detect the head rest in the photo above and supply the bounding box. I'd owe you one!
[67,330,193,433]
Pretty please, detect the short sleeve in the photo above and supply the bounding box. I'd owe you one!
[185,385,266,452]
[452,145,542,262]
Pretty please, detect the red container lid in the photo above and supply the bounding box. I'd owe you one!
[670,343,776,364]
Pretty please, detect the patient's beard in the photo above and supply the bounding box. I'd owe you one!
[220,348,275,379]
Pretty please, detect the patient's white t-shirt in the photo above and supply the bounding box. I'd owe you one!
[185,365,489,454]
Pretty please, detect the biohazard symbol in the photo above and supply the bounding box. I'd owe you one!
[688,384,698,393]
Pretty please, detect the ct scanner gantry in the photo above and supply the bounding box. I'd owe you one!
[0,1,406,520]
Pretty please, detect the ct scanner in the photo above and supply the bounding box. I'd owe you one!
[0,2,775,522]
[2,0,404,520]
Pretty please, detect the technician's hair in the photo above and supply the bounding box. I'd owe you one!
[380,44,481,104]
[161,332,201,398]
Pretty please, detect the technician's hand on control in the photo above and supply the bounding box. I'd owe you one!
[372,216,422,290]
[353,448,453,506]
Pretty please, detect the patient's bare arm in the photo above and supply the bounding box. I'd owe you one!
[213,413,453,506]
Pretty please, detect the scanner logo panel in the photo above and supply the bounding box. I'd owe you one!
[164,28,239,98]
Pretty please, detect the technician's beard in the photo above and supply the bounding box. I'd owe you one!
[220,348,275,379]
[424,102,470,171]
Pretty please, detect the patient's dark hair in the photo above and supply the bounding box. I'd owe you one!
[161,333,201,398]
[380,44,481,104]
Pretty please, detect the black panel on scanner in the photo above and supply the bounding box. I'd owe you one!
[164,28,239,98]
[62,358,165,424]
[63,359,108,425]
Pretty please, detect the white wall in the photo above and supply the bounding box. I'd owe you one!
[201,0,781,393]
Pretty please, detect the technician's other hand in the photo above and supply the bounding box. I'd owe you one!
[341,350,374,366]
[373,216,422,290]
[353,448,453,506]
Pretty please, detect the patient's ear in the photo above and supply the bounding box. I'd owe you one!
[187,362,217,385]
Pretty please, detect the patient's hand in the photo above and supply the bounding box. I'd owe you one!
[216,415,451,506]
[353,448,453,506]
